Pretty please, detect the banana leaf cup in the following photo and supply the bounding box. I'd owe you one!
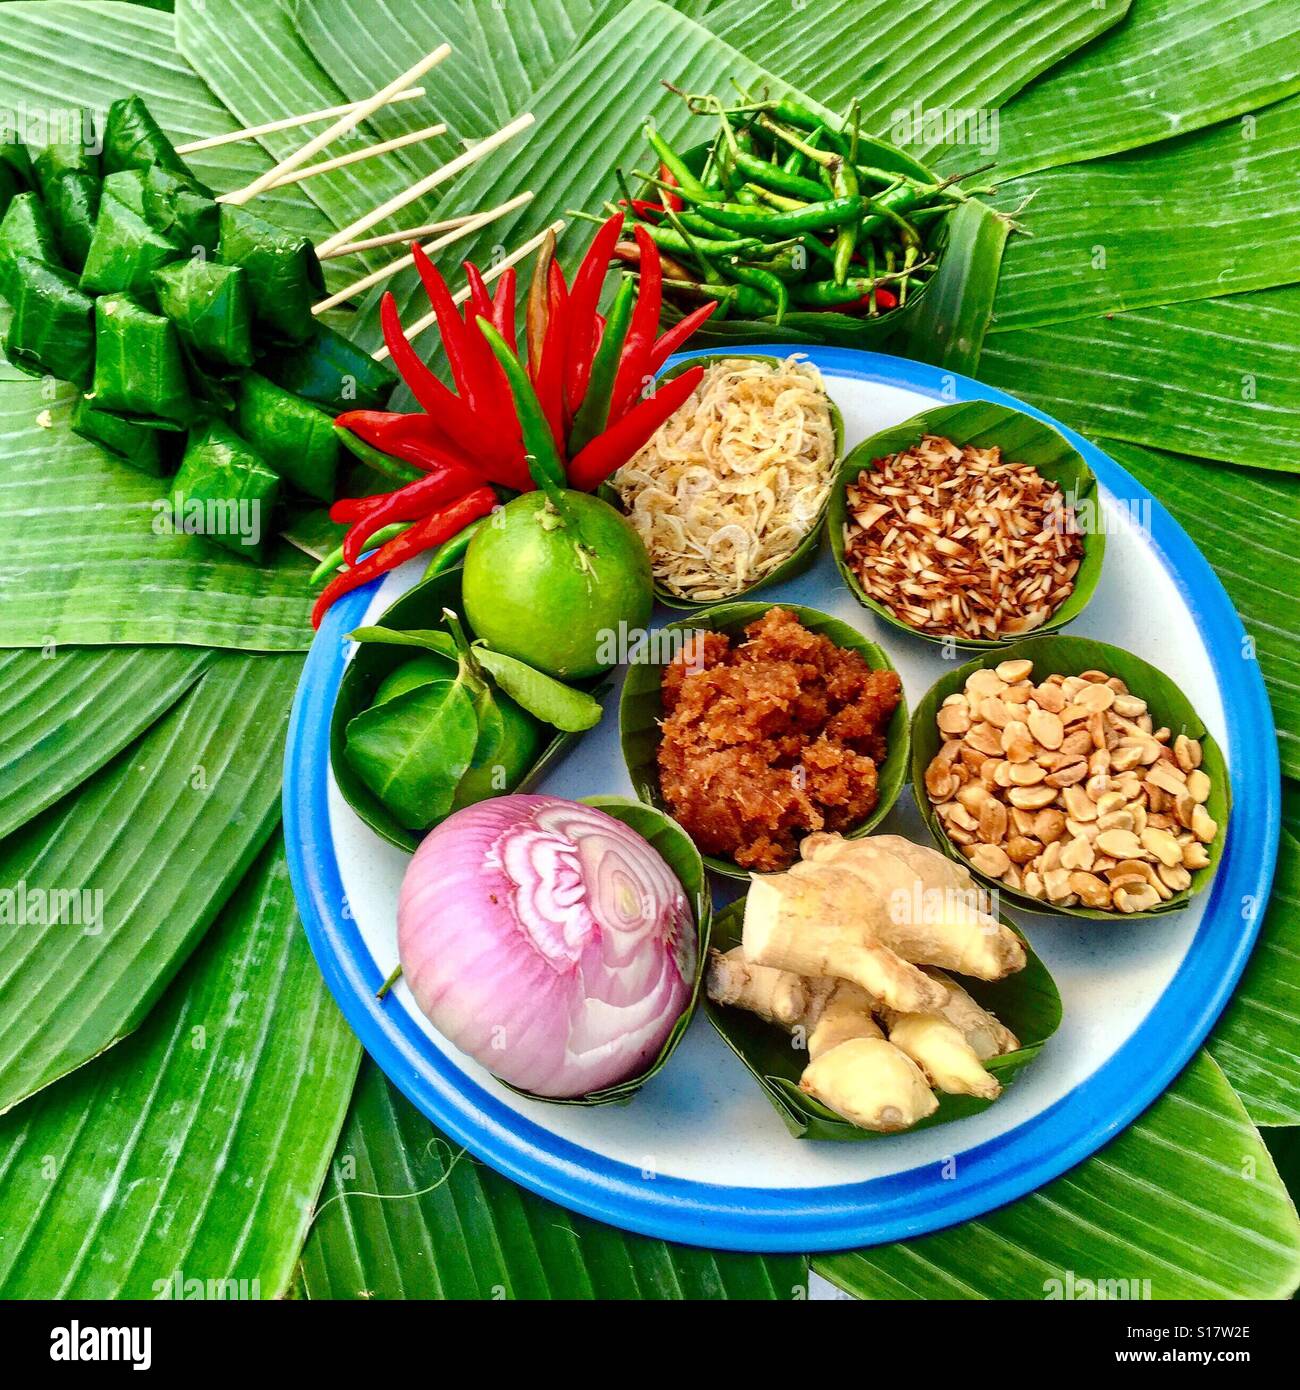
[705,896,1061,1140]
[619,600,910,880]
[495,795,711,1108]
[828,399,1104,649]
[911,634,1232,920]
[329,567,604,853]
[603,352,844,611]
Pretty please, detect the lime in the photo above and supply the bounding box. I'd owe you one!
[462,489,652,679]
[450,692,543,812]
[373,653,454,705]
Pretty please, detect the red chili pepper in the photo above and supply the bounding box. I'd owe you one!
[462,261,495,324]
[490,268,517,352]
[840,287,898,314]
[411,245,490,414]
[660,163,682,212]
[563,211,623,416]
[341,461,483,565]
[379,294,483,461]
[336,410,465,469]
[312,487,497,628]
[524,227,556,374]
[617,198,665,220]
[532,262,569,454]
[567,364,703,491]
[648,301,719,375]
[610,225,661,419]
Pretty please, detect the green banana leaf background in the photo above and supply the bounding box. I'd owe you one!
[0,0,1297,1301]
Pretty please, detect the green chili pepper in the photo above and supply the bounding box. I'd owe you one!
[790,269,930,307]
[333,423,423,485]
[423,515,486,579]
[568,274,635,455]
[311,523,411,584]
[642,124,718,204]
[744,183,806,213]
[727,261,788,324]
[659,275,776,317]
[477,320,567,490]
[832,161,860,286]
[695,194,865,236]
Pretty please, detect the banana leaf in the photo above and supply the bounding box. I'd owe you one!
[0,140,33,220]
[79,169,184,301]
[0,651,302,1112]
[298,1061,806,1300]
[2,255,94,386]
[815,1051,1300,1299]
[140,164,219,256]
[0,377,314,649]
[0,644,210,841]
[329,568,598,853]
[0,0,334,254]
[1208,828,1300,1126]
[706,896,1061,1140]
[910,634,1232,920]
[619,600,910,879]
[169,418,281,561]
[705,0,1128,155]
[259,321,396,412]
[0,192,60,300]
[92,292,193,424]
[612,353,844,610]
[70,393,171,475]
[177,0,442,275]
[1099,438,1299,779]
[152,255,253,368]
[218,203,324,345]
[951,0,1300,180]
[0,838,361,1299]
[990,93,1300,331]
[979,287,1300,474]
[826,399,1104,647]
[101,92,193,178]
[43,170,101,270]
[236,370,339,501]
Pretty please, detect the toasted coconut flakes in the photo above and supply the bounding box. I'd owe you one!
[613,356,836,601]
[843,434,1085,639]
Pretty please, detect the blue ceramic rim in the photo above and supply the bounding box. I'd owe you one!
[283,345,1280,1253]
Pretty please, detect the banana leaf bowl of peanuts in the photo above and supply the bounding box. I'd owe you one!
[911,636,1232,919]
[827,400,1105,648]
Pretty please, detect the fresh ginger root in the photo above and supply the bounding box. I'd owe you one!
[799,833,1026,980]
[743,865,948,1014]
[717,833,1028,1133]
[807,981,882,1060]
[881,1012,1002,1099]
[706,947,832,1029]
[923,969,1020,1059]
[800,1038,938,1132]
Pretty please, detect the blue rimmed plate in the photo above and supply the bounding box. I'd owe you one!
[283,346,1279,1253]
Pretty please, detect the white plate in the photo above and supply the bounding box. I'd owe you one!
[284,347,1279,1251]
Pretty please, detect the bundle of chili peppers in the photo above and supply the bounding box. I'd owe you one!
[588,85,987,327]
[312,212,718,626]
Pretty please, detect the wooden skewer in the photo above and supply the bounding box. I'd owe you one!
[373,219,565,360]
[320,213,478,259]
[313,191,535,313]
[317,111,535,258]
[223,42,453,207]
[218,124,447,200]
[174,88,428,155]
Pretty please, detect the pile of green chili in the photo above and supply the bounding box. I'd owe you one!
[0,97,396,560]
[595,85,983,325]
